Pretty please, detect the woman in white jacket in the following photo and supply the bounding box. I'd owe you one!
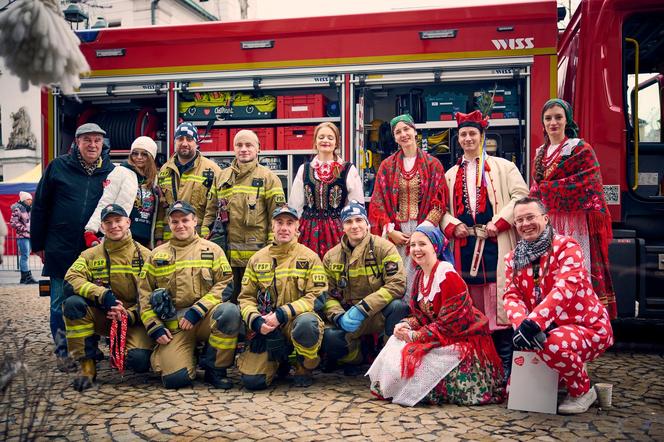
[84,136,159,248]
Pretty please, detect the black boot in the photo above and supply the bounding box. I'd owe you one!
[19,272,26,284]
[204,368,233,390]
[23,271,38,284]
[492,328,514,384]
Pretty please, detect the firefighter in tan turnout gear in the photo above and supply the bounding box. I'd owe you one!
[139,200,241,389]
[321,201,409,375]
[204,129,285,303]
[238,206,328,390]
[154,122,221,243]
[63,204,153,391]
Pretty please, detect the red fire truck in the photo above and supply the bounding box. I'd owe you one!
[558,0,664,319]
[41,0,558,183]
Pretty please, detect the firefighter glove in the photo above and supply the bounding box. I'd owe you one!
[100,290,118,311]
[338,306,366,333]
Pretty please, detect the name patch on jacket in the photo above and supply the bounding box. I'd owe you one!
[384,262,399,276]
[252,178,264,187]
[255,263,271,272]
[90,259,106,269]
[330,263,344,272]
[313,273,326,287]
[154,252,171,266]
[296,259,309,270]
[201,252,214,261]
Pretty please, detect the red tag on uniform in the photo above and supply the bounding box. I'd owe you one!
[103,179,110,188]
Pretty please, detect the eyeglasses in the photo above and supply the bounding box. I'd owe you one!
[131,151,150,158]
[514,214,543,226]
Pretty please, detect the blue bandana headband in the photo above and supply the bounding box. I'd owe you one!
[414,223,453,263]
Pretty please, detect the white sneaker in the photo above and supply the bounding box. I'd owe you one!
[557,387,597,414]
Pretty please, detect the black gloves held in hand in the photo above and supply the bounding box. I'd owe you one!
[513,318,547,351]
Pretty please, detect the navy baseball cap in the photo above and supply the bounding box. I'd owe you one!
[101,204,128,220]
[272,205,299,220]
[168,200,196,216]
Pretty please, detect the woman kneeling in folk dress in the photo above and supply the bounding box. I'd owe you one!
[368,224,505,406]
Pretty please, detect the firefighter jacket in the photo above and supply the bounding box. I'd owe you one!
[239,238,327,331]
[138,233,233,340]
[155,152,221,241]
[203,158,286,267]
[322,233,406,324]
[64,232,150,325]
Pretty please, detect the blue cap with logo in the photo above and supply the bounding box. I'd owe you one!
[168,200,196,216]
[272,205,299,220]
[101,203,128,220]
[173,122,199,143]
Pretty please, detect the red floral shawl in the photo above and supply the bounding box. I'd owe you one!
[530,140,617,319]
[400,267,502,379]
[368,149,448,235]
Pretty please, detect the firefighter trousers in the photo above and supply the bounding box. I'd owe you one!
[322,299,410,365]
[237,312,323,390]
[63,295,153,373]
[151,302,241,384]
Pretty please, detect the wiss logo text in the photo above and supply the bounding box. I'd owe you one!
[491,38,535,50]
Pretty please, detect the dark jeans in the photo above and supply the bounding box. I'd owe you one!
[50,277,68,357]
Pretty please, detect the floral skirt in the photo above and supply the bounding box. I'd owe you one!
[370,347,505,406]
[299,216,343,259]
[422,352,505,405]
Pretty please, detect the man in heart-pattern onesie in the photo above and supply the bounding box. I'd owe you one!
[503,196,613,414]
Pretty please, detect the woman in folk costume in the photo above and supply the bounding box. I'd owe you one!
[530,99,616,319]
[290,122,364,259]
[368,114,448,301]
[368,224,504,406]
[441,110,528,380]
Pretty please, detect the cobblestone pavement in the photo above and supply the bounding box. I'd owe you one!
[1,285,663,441]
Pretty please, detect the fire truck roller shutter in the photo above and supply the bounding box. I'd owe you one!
[79,108,159,150]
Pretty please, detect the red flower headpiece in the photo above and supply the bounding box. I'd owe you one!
[455,110,490,130]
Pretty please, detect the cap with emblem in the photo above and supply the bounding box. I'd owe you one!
[168,200,196,216]
[75,123,106,137]
[340,200,368,224]
[272,205,299,220]
[101,203,128,220]
[173,122,199,143]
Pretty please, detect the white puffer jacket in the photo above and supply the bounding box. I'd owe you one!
[85,164,138,233]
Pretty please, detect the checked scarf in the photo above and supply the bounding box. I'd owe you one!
[512,224,554,271]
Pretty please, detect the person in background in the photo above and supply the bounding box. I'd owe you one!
[442,110,529,381]
[84,136,159,248]
[10,191,38,284]
[369,114,448,301]
[31,122,115,369]
[289,122,364,259]
[0,211,7,265]
[530,98,616,319]
[504,196,613,414]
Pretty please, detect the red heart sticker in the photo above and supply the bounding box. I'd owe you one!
[514,356,524,366]
[203,109,211,115]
